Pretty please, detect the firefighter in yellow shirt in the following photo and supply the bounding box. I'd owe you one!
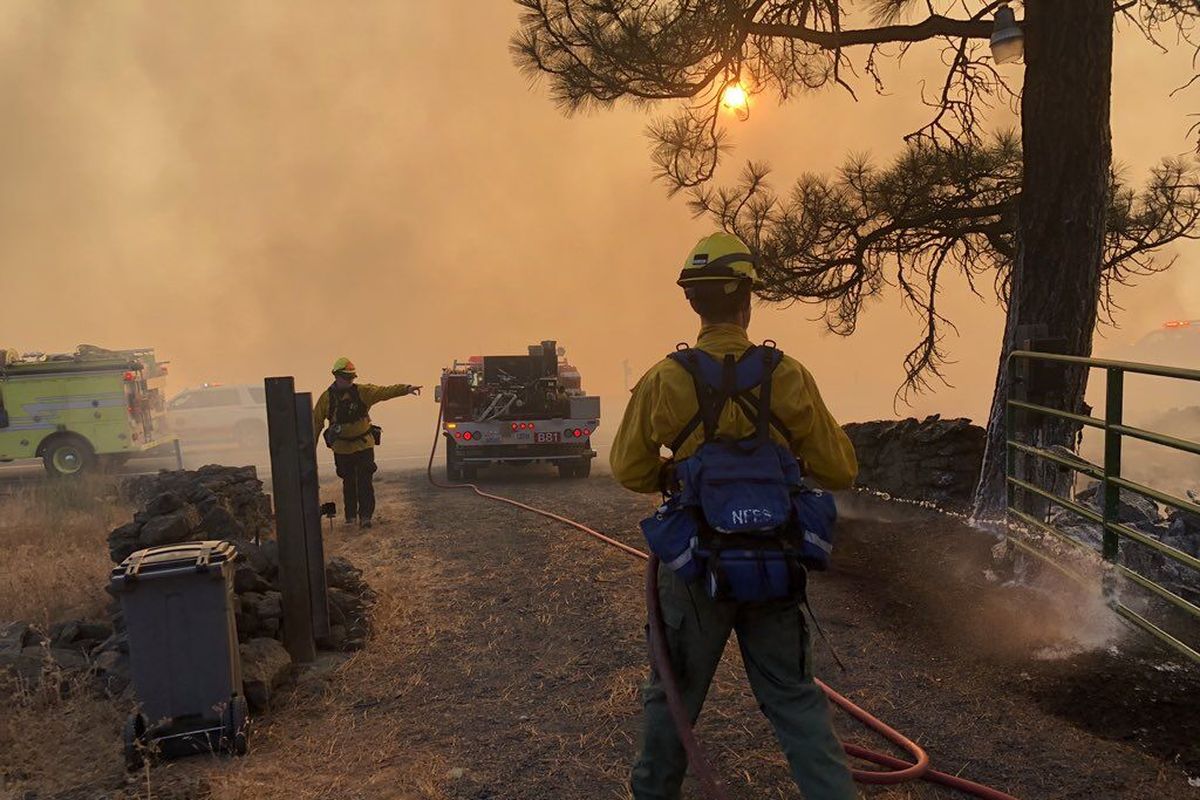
[313,358,420,529]
[611,233,859,800]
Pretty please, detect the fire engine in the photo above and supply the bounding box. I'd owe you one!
[0,345,176,476]
[436,340,600,480]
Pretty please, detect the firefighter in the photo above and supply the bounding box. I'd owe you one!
[313,357,421,529]
[610,232,859,800]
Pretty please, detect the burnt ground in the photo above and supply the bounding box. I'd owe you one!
[19,468,1200,800]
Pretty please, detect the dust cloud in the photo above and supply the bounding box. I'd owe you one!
[1,2,1197,460]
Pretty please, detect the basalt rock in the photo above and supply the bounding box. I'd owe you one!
[326,557,370,596]
[239,637,293,711]
[1043,483,1200,604]
[48,619,113,653]
[144,490,186,517]
[1075,483,1160,525]
[139,507,200,547]
[0,620,31,655]
[107,522,145,564]
[843,416,985,509]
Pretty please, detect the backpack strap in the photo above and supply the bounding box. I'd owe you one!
[667,349,719,451]
[754,347,774,444]
[667,344,793,453]
[730,345,790,443]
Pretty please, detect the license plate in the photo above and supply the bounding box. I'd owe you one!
[536,432,561,444]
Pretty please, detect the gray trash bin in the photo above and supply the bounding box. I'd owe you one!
[111,540,249,769]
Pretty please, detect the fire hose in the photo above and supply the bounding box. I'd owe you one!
[426,409,1019,799]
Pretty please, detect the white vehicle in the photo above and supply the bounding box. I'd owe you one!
[167,383,268,449]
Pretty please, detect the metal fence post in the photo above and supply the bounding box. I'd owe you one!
[1102,367,1124,563]
[265,377,317,663]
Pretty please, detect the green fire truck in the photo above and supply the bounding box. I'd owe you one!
[0,345,178,477]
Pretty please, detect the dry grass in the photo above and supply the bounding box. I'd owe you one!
[202,506,459,800]
[0,478,128,625]
[0,478,132,797]
[0,661,129,795]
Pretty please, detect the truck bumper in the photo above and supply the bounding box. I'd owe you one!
[456,443,595,464]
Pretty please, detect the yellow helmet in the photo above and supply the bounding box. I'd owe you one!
[331,357,357,376]
[677,232,759,295]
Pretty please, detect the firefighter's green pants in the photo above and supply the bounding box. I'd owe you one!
[631,564,857,800]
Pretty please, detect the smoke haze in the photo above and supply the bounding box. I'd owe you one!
[2,2,1197,454]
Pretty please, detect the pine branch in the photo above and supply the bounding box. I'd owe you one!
[745,14,992,47]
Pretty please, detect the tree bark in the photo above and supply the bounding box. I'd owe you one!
[973,0,1113,521]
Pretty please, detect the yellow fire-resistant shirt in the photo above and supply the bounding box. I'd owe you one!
[610,324,858,493]
[312,383,415,455]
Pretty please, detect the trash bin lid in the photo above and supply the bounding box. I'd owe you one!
[112,540,238,583]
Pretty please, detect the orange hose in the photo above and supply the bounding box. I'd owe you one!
[425,410,1020,800]
[817,677,929,784]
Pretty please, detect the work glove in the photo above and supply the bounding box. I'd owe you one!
[405,385,422,396]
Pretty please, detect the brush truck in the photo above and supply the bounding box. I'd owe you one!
[0,345,176,476]
[436,340,600,480]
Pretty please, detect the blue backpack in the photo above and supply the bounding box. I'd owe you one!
[638,344,837,603]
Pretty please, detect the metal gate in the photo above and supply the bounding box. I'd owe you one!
[1005,350,1200,663]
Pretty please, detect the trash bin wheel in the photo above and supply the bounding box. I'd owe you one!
[123,713,147,771]
[226,695,250,756]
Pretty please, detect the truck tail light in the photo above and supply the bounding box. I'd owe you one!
[462,432,472,441]
[583,428,592,436]
[123,371,136,382]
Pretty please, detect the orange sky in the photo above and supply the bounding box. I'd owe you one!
[1,2,1196,449]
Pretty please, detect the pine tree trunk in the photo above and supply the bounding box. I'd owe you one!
[972,0,1113,520]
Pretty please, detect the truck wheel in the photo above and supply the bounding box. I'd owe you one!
[461,463,479,481]
[445,440,463,481]
[575,458,592,479]
[42,435,96,478]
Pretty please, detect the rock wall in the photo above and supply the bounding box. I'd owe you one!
[106,465,374,651]
[3,465,374,711]
[843,416,986,509]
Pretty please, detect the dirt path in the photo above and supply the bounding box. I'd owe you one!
[33,469,1199,800]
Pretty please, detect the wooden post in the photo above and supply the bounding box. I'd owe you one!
[294,392,330,640]
[264,377,316,663]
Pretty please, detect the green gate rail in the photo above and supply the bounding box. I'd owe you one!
[1005,350,1200,663]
